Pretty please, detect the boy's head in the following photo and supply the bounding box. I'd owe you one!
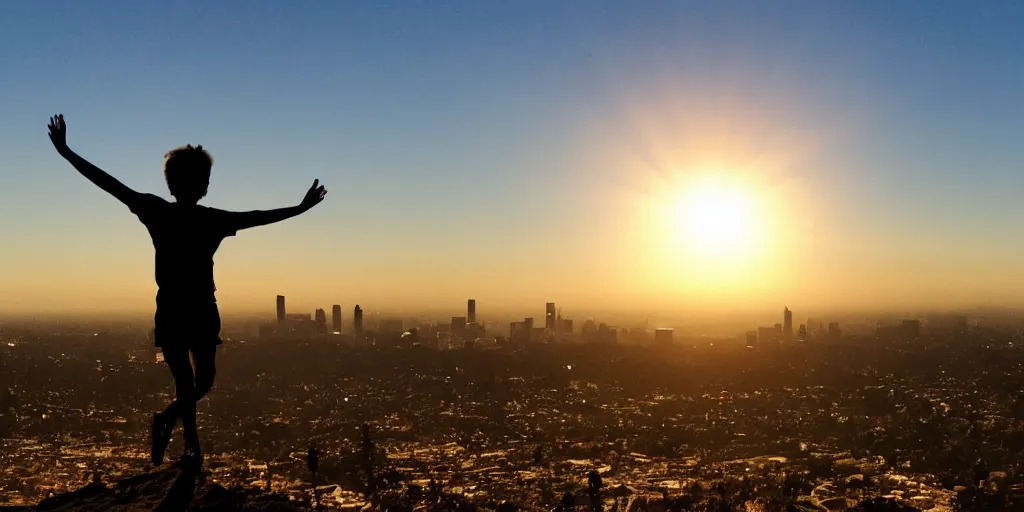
[164,144,213,204]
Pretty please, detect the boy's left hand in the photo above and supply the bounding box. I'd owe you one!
[300,179,328,210]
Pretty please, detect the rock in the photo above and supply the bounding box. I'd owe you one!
[36,483,111,511]
[820,497,851,511]
[29,467,307,511]
[845,474,867,489]
[851,497,918,511]
[792,499,827,511]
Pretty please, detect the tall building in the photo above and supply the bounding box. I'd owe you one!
[510,321,529,344]
[276,295,286,323]
[559,318,573,334]
[468,299,477,324]
[901,319,920,339]
[332,305,342,333]
[783,307,793,338]
[545,303,556,330]
[745,331,758,348]
[451,317,468,338]
[828,322,841,339]
[315,308,327,330]
[654,328,674,345]
[354,305,364,334]
[596,323,618,344]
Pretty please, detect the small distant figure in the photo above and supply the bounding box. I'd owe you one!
[47,114,327,470]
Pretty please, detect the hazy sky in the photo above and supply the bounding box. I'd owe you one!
[3,1,1024,316]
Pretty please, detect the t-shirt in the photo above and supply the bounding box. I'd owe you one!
[127,194,240,305]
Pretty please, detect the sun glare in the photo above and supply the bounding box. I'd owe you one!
[671,175,758,256]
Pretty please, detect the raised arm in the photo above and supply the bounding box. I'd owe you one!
[48,114,141,207]
[224,179,327,231]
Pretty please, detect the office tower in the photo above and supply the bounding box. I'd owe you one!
[828,322,841,339]
[468,299,476,324]
[545,303,556,330]
[332,304,342,333]
[354,305,364,334]
[745,331,758,348]
[654,328,674,345]
[509,321,528,344]
[783,307,793,338]
[276,295,286,323]
[315,308,327,330]
[559,318,573,334]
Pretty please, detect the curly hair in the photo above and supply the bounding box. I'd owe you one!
[164,144,213,202]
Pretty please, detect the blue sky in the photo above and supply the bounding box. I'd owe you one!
[3,1,1024,314]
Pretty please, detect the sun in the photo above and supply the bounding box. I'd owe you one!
[670,175,758,256]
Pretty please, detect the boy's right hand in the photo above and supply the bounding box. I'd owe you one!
[300,179,328,210]
[48,114,69,154]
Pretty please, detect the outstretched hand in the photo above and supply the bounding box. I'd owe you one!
[300,179,327,210]
[48,114,68,153]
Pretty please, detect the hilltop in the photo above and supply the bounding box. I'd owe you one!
[24,467,305,512]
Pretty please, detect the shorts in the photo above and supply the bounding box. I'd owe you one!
[153,297,223,349]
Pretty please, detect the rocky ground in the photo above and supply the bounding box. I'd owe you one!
[20,467,306,512]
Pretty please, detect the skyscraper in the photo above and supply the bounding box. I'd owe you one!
[451,317,468,338]
[354,305,364,334]
[468,299,476,324]
[545,302,556,330]
[276,295,286,323]
[783,307,793,338]
[332,304,342,333]
[828,322,841,339]
[315,308,327,330]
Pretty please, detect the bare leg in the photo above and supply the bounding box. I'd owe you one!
[182,345,217,455]
[166,348,198,449]
[191,344,218,402]
[153,347,194,465]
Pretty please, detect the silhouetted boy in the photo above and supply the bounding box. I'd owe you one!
[47,114,327,469]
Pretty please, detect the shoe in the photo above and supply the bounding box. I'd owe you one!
[172,449,204,472]
[150,412,172,466]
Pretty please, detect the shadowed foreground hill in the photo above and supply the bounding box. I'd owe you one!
[25,467,305,512]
